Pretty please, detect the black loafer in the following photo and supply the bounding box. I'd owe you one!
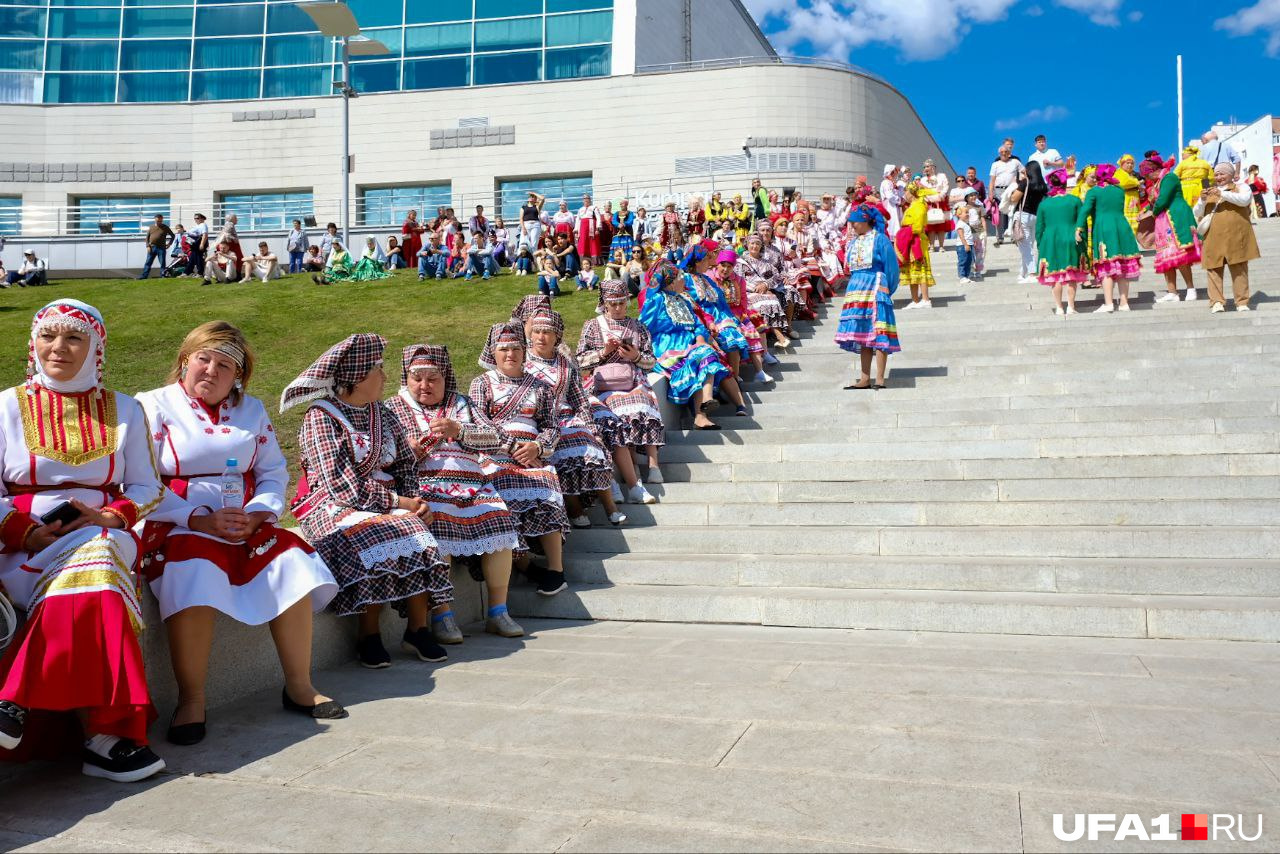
[166,710,206,746]
[282,688,349,720]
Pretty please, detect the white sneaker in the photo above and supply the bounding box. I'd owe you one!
[754,370,773,385]
[957,277,970,285]
[1094,303,1114,314]
[608,511,628,526]
[1156,292,1179,303]
[1184,288,1197,301]
[1066,306,1077,315]
[901,300,917,310]
[1210,302,1225,313]
[1053,306,1064,316]
[1016,276,1033,284]
[1237,304,1251,312]
[628,484,657,504]
[569,515,591,529]
[610,481,624,504]
[1118,303,1131,312]
[918,300,932,309]
[762,351,780,365]
[645,468,663,485]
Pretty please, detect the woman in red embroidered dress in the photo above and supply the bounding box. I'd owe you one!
[137,322,344,746]
[0,299,167,782]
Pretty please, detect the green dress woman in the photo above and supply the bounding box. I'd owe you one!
[350,238,391,282]
[1035,169,1088,314]
[1150,157,1201,302]
[1075,163,1143,312]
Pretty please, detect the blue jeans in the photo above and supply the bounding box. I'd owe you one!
[558,253,579,278]
[418,253,446,278]
[139,246,166,279]
[515,255,533,273]
[468,253,497,277]
[538,274,561,296]
[288,250,305,273]
[956,246,974,279]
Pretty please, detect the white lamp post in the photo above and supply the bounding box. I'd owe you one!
[296,2,390,248]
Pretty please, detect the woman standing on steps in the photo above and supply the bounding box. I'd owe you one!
[835,205,901,390]
[1150,155,1201,303]
[1034,169,1089,315]
[1076,163,1143,313]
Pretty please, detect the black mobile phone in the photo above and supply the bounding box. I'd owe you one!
[41,501,83,527]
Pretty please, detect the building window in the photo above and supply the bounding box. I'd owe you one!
[547,0,615,11]
[475,17,543,51]
[47,42,119,73]
[121,41,192,73]
[217,191,315,232]
[546,45,610,80]
[74,196,170,235]
[44,73,117,105]
[192,69,260,101]
[119,72,190,103]
[0,197,21,237]
[263,65,329,99]
[0,41,45,73]
[195,4,267,38]
[123,7,194,39]
[546,11,613,47]
[360,185,453,227]
[497,176,593,221]
[49,8,122,40]
[404,23,471,58]
[0,8,46,40]
[474,51,541,86]
[403,56,470,91]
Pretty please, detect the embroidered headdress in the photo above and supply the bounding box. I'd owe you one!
[510,295,553,323]
[401,343,456,397]
[280,333,385,412]
[1047,169,1071,196]
[597,279,629,313]
[1093,163,1118,187]
[646,259,681,291]
[479,321,526,370]
[678,238,720,271]
[28,299,107,395]
[527,308,565,343]
[715,249,738,266]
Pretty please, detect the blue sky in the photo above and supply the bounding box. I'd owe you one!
[746,0,1280,177]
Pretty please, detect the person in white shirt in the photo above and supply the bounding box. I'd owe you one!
[988,148,1023,244]
[185,212,209,275]
[5,250,48,287]
[240,241,281,282]
[879,164,902,234]
[1027,134,1065,176]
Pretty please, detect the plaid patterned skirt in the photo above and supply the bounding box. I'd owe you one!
[595,386,666,448]
[312,510,452,616]
[482,454,570,545]
[419,448,522,558]
[551,418,614,496]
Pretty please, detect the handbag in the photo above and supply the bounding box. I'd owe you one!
[1197,201,1219,237]
[926,207,946,225]
[592,317,639,393]
[1008,182,1030,244]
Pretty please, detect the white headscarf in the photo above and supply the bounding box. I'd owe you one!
[27,298,106,394]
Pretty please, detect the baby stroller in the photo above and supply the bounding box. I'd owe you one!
[161,246,191,278]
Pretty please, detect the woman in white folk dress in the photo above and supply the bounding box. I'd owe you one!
[137,321,345,747]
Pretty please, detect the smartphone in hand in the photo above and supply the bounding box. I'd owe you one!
[41,501,83,527]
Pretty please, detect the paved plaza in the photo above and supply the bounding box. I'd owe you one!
[2,226,1279,852]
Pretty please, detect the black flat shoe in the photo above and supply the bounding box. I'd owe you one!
[843,383,872,390]
[872,383,886,391]
[699,399,720,415]
[694,422,721,430]
[166,709,206,746]
[282,688,349,720]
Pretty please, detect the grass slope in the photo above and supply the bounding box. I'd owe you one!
[2,268,600,464]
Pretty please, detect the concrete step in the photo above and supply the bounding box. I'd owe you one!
[562,552,1280,597]
[508,584,1280,641]
[566,524,1280,560]
[607,498,1280,528]
[664,452,1280,483]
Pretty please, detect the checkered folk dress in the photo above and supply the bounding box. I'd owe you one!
[293,399,452,615]
[576,315,667,448]
[468,371,569,546]
[524,353,614,497]
[385,390,521,558]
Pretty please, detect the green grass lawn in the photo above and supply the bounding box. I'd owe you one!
[2,268,600,467]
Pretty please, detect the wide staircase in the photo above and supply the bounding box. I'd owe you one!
[511,221,1280,640]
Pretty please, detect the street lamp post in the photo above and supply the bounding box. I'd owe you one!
[296,2,389,249]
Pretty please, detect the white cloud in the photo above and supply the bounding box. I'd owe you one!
[745,0,1134,60]
[1215,0,1280,57]
[993,105,1070,132]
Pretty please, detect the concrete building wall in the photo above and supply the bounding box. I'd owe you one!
[633,0,775,67]
[0,64,953,271]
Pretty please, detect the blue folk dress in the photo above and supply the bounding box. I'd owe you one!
[834,230,901,354]
[685,272,750,361]
[639,289,730,404]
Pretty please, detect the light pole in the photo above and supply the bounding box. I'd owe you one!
[296,2,390,248]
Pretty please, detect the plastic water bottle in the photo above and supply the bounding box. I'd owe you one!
[220,458,244,509]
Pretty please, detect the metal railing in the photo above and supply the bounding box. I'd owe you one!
[635,54,892,88]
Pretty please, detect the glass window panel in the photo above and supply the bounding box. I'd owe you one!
[475,0,540,18]
[405,0,471,24]
[263,63,327,97]
[44,72,117,103]
[75,195,170,235]
[119,70,189,101]
[0,197,21,237]
[121,39,190,70]
[545,43,609,78]
[192,68,259,100]
[266,3,318,34]
[547,0,612,10]
[0,72,41,104]
[47,41,118,72]
[125,0,191,7]
[49,8,120,38]
[349,60,398,93]
[497,176,592,221]
[265,33,328,66]
[404,24,469,58]
[360,185,452,226]
[473,50,540,86]
[403,55,468,90]
[350,27,400,62]
[218,191,314,231]
[546,10,611,45]
[475,17,541,50]
[0,40,44,71]
[194,36,261,68]
[123,7,192,37]
[0,9,46,39]
[345,0,401,28]
[195,3,264,36]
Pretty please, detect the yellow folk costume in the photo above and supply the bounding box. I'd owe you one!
[896,184,936,288]
[1114,156,1142,234]
[1175,147,1213,208]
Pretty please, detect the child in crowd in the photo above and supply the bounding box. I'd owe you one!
[552,232,580,280]
[577,258,600,291]
[514,238,534,275]
[953,201,975,284]
[537,256,563,297]
[492,217,510,266]
[446,239,467,278]
[605,248,626,281]
[961,188,986,279]
[712,220,734,246]
[385,236,406,270]
[302,245,325,272]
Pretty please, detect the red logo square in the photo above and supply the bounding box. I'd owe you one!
[1182,814,1208,841]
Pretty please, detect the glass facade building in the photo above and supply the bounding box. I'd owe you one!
[497,176,593,221]
[0,0,613,105]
